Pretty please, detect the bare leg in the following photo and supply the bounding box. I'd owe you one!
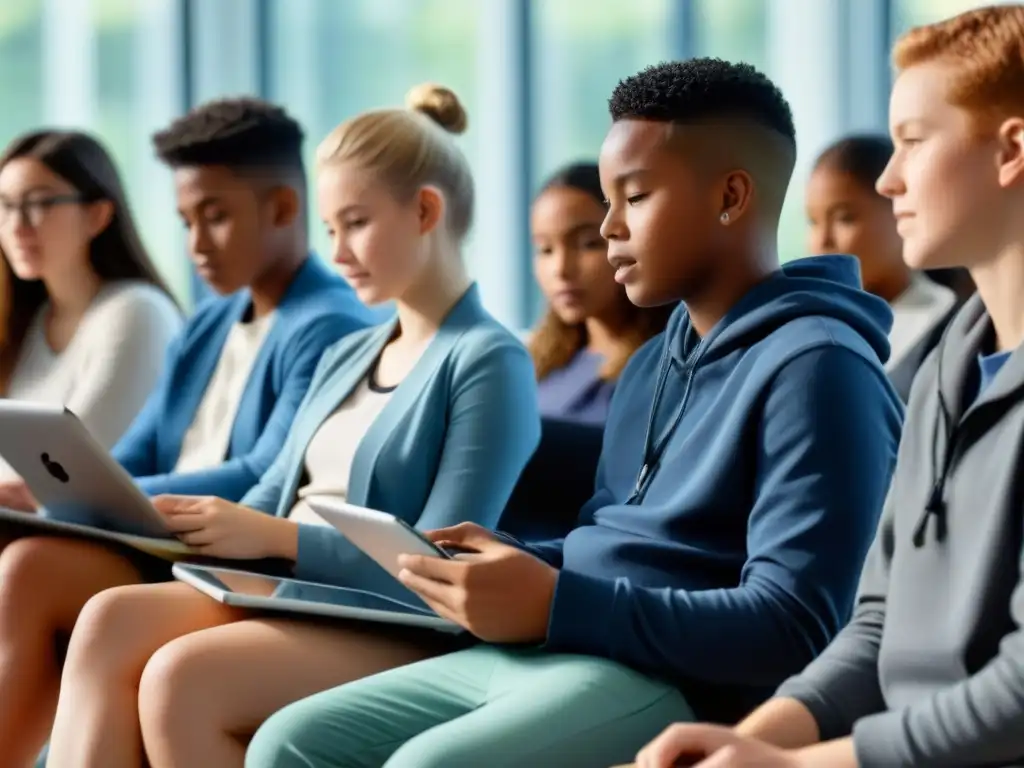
[0,537,144,768]
[139,618,459,768]
[46,581,241,768]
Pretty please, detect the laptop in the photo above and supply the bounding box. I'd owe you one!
[172,563,463,633]
[0,402,191,556]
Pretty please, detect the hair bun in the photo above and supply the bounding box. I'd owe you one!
[405,83,468,135]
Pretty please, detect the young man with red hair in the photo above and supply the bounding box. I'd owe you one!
[633,5,1024,767]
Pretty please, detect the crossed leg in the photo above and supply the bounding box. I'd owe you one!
[44,578,458,768]
[137,618,455,767]
[45,581,240,768]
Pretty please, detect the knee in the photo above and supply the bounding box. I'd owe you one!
[246,704,334,768]
[138,636,209,730]
[0,538,59,620]
[65,585,148,678]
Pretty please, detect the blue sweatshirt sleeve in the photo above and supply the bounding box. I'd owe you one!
[293,338,541,587]
[132,316,356,501]
[544,346,902,686]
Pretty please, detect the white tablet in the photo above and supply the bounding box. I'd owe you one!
[0,402,170,538]
[172,563,462,633]
[305,498,460,582]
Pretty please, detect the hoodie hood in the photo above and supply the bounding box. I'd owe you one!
[668,254,894,368]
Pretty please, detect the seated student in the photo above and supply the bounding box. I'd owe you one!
[631,7,1024,768]
[244,59,904,768]
[44,83,540,768]
[0,130,182,509]
[529,161,671,425]
[0,100,373,765]
[806,135,958,376]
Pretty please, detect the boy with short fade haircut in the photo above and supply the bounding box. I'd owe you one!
[245,58,901,768]
[634,7,1024,768]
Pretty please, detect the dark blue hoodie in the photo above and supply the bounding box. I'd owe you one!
[524,255,904,721]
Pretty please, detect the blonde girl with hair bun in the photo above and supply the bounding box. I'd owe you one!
[45,83,540,768]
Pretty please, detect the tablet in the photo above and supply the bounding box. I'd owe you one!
[172,563,462,633]
[0,402,170,538]
[305,498,457,582]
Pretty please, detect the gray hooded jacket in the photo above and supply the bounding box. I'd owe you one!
[777,294,1024,767]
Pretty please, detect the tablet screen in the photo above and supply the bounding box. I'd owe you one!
[206,569,435,616]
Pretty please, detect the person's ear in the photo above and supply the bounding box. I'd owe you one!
[997,117,1024,189]
[416,185,445,236]
[85,200,114,239]
[716,170,755,225]
[268,185,301,228]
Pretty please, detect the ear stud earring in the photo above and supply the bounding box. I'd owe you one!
[720,212,730,224]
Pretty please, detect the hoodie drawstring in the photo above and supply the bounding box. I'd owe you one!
[627,339,707,505]
[913,333,953,548]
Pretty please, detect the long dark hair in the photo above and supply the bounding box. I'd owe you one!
[0,130,174,390]
[529,162,673,382]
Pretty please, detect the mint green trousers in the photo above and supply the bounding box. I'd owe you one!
[245,645,692,768]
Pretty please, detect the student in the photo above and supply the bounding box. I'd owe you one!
[44,83,540,768]
[631,7,1024,767]
[530,161,671,425]
[115,98,375,499]
[244,59,904,768]
[0,130,182,509]
[806,135,958,381]
[0,100,375,765]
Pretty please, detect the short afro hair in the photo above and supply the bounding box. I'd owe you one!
[152,97,305,177]
[609,58,796,145]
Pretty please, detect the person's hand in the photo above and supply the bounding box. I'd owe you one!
[636,724,805,768]
[154,495,297,560]
[396,522,558,642]
[0,479,38,512]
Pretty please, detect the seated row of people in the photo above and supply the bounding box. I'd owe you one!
[0,5,1020,766]
[17,55,904,767]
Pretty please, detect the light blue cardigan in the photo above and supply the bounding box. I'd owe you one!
[113,257,376,501]
[240,284,541,596]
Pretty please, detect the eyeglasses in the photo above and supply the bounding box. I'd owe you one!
[0,194,85,229]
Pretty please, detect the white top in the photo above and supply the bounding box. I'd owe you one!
[886,273,958,371]
[288,374,394,526]
[174,312,276,473]
[1,280,182,480]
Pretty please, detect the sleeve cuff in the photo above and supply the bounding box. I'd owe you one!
[774,677,853,743]
[544,569,616,656]
[851,710,910,768]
